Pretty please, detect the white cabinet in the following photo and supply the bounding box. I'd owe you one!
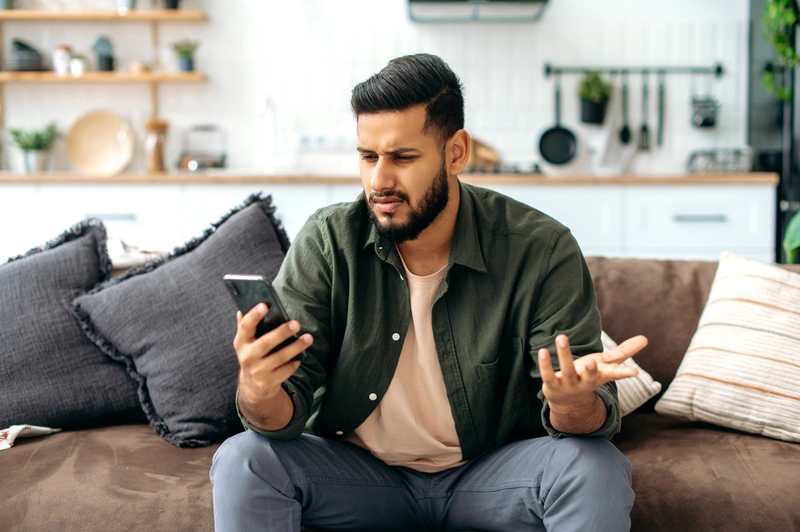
[0,178,777,264]
[37,184,185,253]
[624,185,776,262]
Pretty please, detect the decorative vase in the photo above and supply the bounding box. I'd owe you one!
[165,0,180,9]
[23,150,49,173]
[178,56,194,72]
[580,99,607,124]
[117,0,136,13]
[0,0,9,9]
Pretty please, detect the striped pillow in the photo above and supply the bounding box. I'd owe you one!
[655,252,800,442]
[601,331,662,416]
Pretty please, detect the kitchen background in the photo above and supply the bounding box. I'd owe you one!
[2,0,751,176]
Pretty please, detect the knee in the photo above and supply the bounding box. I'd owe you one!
[548,437,632,485]
[210,430,279,486]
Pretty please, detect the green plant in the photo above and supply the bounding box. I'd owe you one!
[762,0,799,101]
[9,122,58,151]
[172,39,200,58]
[784,210,800,263]
[577,71,614,103]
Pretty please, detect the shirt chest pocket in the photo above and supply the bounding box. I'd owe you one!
[476,336,524,382]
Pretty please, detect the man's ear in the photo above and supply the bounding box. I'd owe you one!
[446,129,471,176]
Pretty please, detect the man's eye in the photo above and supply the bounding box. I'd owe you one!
[361,155,377,161]
[395,156,415,161]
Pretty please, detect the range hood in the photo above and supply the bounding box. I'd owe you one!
[408,0,548,23]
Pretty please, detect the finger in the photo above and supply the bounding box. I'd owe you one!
[600,364,640,381]
[253,320,302,355]
[239,303,268,339]
[555,335,578,382]
[538,348,559,386]
[602,335,649,364]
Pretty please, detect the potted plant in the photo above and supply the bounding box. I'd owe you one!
[9,122,58,173]
[762,0,799,101]
[172,39,199,72]
[577,71,614,124]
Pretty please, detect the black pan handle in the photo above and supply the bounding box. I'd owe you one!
[554,74,562,125]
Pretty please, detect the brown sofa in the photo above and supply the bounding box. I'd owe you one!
[3,257,799,532]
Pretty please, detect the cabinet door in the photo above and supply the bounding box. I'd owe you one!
[184,184,330,243]
[624,185,776,261]
[0,184,49,261]
[37,184,185,253]
[481,184,624,257]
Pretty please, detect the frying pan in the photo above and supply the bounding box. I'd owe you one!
[539,74,577,165]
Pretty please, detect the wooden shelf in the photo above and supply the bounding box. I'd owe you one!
[0,71,206,83]
[0,9,207,22]
[0,171,780,186]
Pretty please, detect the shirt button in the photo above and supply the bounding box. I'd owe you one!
[335,431,343,436]
[392,333,400,341]
[369,393,378,401]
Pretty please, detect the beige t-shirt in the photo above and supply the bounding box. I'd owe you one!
[344,261,464,472]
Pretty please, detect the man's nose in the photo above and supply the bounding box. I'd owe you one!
[370,156,396,193]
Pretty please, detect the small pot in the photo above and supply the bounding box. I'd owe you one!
[97,54,116,72]
[178,56,194,72]
[23,150,49,173]
[165,0,180,9]
[580,99,607,124]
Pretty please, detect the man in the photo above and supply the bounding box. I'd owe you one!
[211,53,647,532]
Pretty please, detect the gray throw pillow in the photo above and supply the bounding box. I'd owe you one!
[72,195,290,447]
[0,219,141,428]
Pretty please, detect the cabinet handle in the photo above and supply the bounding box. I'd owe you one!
[673,214,728,223]
[85,213,138,222]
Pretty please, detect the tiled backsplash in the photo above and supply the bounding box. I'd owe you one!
[3,0,749,176]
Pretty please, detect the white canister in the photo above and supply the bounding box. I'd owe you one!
[70,56,86,77]
[53,44,72,75]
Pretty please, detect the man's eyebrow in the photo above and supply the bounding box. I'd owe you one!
[356,147,421,155]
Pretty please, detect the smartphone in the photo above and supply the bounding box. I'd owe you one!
[223,274,306,360]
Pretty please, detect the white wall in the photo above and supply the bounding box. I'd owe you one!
[3,0,750,176]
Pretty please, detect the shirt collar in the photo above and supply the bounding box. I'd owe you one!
[362,180,488,274]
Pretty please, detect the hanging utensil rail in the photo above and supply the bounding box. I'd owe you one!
[544,63,724,78]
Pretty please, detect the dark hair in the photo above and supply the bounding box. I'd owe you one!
[351,53,464,146]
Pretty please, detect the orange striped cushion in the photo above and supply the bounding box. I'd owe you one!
[655,252,800,442]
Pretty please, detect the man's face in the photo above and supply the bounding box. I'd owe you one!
[357,105,451,244]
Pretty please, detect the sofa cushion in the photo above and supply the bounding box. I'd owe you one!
[0,219,141,429]
[655,252,800,442]
[72,195,290,447]
[615,411,800,532]
[601,331,661,415]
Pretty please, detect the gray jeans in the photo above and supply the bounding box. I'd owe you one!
[210,431,633,532]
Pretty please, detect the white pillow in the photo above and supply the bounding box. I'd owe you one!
[655,252,800,442]
[601,331,662,416]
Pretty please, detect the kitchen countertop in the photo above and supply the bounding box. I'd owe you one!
[0,171,779,186]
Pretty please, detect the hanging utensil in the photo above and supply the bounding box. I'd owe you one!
[539,73,578,165]
[619,72,631,145]
[639,72,650,151]
[657,71,665,146]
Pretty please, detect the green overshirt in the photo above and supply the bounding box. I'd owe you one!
[239,180,620,460]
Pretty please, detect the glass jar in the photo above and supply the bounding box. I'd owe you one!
[144,119,169,173]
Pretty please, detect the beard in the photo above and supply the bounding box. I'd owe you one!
[366,161,450,244]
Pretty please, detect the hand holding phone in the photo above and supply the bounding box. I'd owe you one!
[224,274,308,360]
[226,275,312,431]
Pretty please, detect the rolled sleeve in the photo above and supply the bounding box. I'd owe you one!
[538,382,622,440]
[236,382,310,439]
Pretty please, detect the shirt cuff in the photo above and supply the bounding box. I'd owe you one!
[538,382,621,440]
[236,381,308,440]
